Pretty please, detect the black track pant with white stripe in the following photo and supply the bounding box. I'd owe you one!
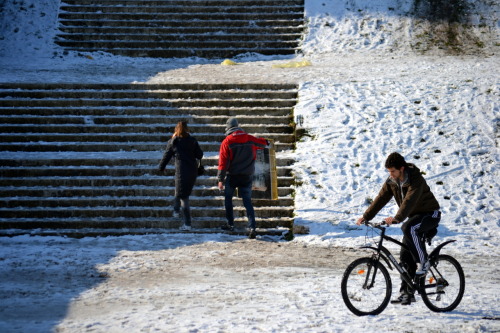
[400,211,441,277]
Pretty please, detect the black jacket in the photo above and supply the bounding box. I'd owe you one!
[159,135,203,198]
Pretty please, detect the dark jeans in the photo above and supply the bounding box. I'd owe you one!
[174,196,191,226]
[399,211,441,292]
[224,174,255,229]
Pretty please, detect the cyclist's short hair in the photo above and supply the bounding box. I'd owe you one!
[385,152,408,169]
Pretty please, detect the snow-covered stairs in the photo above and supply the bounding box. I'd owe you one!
[55,0,305,58]
[0,83,297,234]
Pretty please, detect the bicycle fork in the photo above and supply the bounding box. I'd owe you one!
[362,255,381,289]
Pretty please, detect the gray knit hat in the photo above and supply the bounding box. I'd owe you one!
[225,117,239,135]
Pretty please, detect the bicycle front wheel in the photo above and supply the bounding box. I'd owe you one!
[419,254,465,312]
[341,257,392,316]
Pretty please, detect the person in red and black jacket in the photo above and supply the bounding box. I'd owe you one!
[217,117,269,238]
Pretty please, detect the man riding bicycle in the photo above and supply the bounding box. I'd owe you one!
[356,152,441,305]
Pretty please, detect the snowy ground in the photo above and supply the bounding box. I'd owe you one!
[0,0,499,332]
[1,234,499,332]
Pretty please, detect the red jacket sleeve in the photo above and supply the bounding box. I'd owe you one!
[218,137,231,173]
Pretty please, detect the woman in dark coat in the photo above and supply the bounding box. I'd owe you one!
[158,121,203,230]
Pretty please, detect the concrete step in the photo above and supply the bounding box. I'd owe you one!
[58,26,305,35]
[58,47,298,58]
[55,40,300,48]
[0,142,295,153]
[60,4,303,14]
[60,0,304,6]
[0,195,294,208]
[58,19,303,28]
[56,33,303,42]
[0,186,294,199]
[0,115,292,125]
[0,98,296,108]
[0,173,294,185]
[0,217,295,230]
[0,173,294,186]
[0,130,293,139]
[0,172,293,183]
[0,107,293,117]
[0,206,294,219]
[0,124,293,134]
[0,227,299,238]
[0,166,293,178]
[58,13,304,22]
[0,87,298,99]
[0,83,298,90]
[0,156,295,167]
[0,131,293,142]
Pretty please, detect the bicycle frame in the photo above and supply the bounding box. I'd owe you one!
[360,225,415,289]
[360,222,456,293]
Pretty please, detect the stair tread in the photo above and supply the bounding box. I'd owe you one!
[0,227,294,238]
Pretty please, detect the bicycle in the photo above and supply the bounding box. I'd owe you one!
[341,221,465,316]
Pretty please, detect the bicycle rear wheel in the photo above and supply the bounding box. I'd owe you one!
[341,257,392,316]
[419,254,465,312]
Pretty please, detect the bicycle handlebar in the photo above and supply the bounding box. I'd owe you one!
[364,221,387,228]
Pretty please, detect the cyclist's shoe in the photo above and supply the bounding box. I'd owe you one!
[391,293,416,305]
[173,210,180,218]
[221,223,234,231]
[415,260,430,275]
[400,294,414,305]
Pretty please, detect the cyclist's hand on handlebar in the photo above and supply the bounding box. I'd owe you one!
[356,217,366,226]
[384,217,399,225]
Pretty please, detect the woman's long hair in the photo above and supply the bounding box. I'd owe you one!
[173,121,189,138]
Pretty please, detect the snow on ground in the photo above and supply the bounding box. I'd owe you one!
[1,234,499,333]
[0,0,499,332]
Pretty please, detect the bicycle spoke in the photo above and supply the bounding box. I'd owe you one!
[420,255,465,312]
[341,258,392,316]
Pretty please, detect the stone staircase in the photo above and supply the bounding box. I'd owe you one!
[55,0,305,58]
[0,83,297,236]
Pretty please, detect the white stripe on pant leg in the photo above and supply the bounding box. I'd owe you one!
[411,222,426,263]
